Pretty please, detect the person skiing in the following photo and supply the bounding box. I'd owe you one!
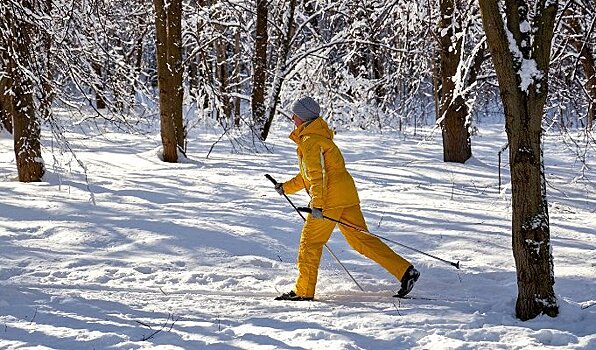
[273,96,420,301]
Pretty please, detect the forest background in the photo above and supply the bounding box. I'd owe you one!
[0,0,594,339]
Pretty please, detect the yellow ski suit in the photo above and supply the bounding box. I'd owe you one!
[282,118,412,298]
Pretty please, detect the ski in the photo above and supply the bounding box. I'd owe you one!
[393,295,439,301]
[394,295,484,303]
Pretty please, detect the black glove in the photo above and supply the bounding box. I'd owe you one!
[310,207,324,219]
[275,183,284,195]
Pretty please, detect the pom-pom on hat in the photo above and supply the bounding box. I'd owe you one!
[291,96,320,122]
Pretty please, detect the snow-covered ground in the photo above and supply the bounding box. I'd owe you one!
[1,119,594,349]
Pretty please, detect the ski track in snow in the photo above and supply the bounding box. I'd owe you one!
[0,123,595,349]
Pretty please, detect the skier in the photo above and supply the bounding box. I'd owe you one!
[273,96,420,301]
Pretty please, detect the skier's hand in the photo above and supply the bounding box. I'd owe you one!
[310,208,324,219]
[274,183,284,195]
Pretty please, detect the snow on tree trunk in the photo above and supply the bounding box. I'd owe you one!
[260,0,296,141]
[478,0,558,320]
[0,73,12,133]
[565,8,596,130]
[214,17,231,122]
[438,0,472,163]
[92,61,107,110]
[2,0,45,182]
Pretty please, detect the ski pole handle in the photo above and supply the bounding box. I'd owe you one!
[265,174,278,185]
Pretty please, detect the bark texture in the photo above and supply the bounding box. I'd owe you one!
[2,1,45,181]
[251,0,268,134]
[438,0,472,163]
[0,71,12,133]
[479,0,558,321]
[154,0,184,162]
[260,0,296,141]
[565,9,596,129]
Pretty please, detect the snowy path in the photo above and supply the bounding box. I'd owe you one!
[1,124,594,349]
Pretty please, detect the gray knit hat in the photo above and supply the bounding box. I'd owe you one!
[291,96,320,122]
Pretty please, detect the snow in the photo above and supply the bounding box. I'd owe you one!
[1,120,595,349]
[518,58,543,92]
[520,21,531,34]
[505,28,544,93]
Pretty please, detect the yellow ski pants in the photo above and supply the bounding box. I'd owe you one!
[294,205,412,298]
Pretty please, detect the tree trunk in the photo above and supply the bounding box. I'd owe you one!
[154,0,184,162]
[128,7,148,104]
[0,69,13,133]
[438,0,471,163]
[565,9,596,130]
[479,0,558,321]
[214,22,231,122]
[260,0,297,141]
[189,0,207,109]
[39,0,54,121]
[432,48,442,124]
[234,27,241,127]
[8,0,45,181]
[92,61,107,109]
[251,0,268,130]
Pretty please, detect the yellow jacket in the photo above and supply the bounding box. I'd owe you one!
[282,118,360,210]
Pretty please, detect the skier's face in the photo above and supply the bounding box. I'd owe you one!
[292,114,304,127]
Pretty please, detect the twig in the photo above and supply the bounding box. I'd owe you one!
[377,213,385,229]
[450,171,456,200]
[392,299,402,316]
[29,307,38,325]
[135,320,152,328]
[206,129,227,159]
[138,313,178,341]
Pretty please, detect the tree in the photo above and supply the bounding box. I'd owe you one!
[251,0,268,136]
[0,70,12,133]
[478,0,559,320]
[563,2,596,129]
[0,0,45,182]
[154,0,185,162]
[260,0,297,141]
[437,0,485,163]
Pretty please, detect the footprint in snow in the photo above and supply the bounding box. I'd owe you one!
[134,266,154,274]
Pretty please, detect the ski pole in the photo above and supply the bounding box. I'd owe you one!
[297,207,461,270]
[264,174,365,291]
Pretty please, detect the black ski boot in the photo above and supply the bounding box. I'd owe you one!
[395,266,420,297]
[274,291,313,301]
